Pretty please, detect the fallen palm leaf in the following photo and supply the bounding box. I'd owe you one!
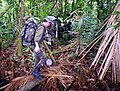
[89,0,120,83]
[79,0,120,83]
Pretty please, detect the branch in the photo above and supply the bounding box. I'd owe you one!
[52,48,75,54]
[16,79,41,91]
[64,8,81,21]
[0,5,12,18]
[79,33,104,62]
[49,0,57,13]
[44,74,73,78]
[16,74,73,91]
[44,41,56,63]
[78,33,103,57]
[0,83,11,90]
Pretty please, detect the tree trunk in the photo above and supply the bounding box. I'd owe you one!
[16,0,25,56]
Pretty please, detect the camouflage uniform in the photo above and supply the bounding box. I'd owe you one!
[31,23,47,80]
[32,23,54,80]
[33,23,54,67]
[32,16,56,80]
[33,23,46,66]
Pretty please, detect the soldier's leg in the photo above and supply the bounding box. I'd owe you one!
[32,43,54,79]
[32,47,46,79]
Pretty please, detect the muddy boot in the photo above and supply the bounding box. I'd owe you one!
[32,63,45,80]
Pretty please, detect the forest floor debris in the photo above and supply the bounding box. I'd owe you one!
[0,41,120,91]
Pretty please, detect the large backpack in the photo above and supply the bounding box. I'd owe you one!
[21,19,37,47]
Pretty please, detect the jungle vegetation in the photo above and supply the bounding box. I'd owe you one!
[0,0,120,91]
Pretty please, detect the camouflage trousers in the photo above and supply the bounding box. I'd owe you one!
[32,45,46,67]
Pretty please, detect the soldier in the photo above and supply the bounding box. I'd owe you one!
[22,16,57,79]
[32,16,57,79]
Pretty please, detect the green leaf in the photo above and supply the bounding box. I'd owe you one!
[27,59,34,64]
[112,11,120,15]
[24,47,30,52]
[52,51,59,54]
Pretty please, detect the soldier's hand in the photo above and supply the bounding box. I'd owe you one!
[34,42,40,52]
[34,46,40,52]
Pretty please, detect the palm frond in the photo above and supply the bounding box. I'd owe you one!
[90,0,120,83]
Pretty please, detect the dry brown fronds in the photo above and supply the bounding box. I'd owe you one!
[2,58,97,91]
[89,0,120,83]
[3,75,34,91]
[2,65,75,91]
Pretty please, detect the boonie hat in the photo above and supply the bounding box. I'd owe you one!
[44,16,56,23]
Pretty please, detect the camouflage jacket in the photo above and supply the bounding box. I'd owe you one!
[34,23,55,46]
[34,23,45,44]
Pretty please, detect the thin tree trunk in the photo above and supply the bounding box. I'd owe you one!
[17,0,25,56]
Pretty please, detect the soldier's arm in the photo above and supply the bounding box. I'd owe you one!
[34,25,44,42]
[34,25,44,52]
